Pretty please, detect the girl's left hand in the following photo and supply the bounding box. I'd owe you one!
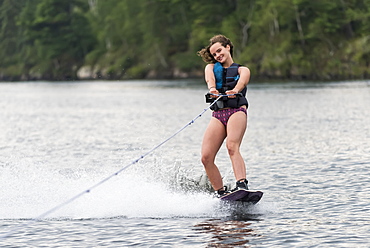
[225,90,237,98]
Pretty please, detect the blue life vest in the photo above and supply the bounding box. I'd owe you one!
[210,62,248,111]
[213,62,224,90]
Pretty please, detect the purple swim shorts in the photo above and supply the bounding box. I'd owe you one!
[212,107,247,126]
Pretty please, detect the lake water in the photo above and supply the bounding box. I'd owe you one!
[0,80,369,247]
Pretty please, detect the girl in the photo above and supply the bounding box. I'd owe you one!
[198,34,251,197]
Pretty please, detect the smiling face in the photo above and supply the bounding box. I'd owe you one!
[209,42,232,65]
[197,35,234,64]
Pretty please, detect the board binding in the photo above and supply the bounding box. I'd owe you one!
[220,189,263,204]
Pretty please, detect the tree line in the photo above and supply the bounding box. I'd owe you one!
[0,0,369,81]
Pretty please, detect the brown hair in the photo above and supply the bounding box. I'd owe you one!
[197,34,234,64]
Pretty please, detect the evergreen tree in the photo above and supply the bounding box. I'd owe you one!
[0,0,369,81]
[0,0,29,79]
[22,0,96,80]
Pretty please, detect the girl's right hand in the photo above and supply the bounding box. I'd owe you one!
[209,88,219,97]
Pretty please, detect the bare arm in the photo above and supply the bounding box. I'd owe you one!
[205,64,219,96]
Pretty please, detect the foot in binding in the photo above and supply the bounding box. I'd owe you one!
[232,179,249,191]
[215,186,230,198]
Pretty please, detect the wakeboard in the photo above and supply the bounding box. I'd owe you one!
[220,189,263,204]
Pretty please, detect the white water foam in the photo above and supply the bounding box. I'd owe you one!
[0,160,220,220]
[0,154,274,221]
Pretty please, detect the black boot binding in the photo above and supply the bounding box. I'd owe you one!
[232,179,249,191]
[216,186,230,198]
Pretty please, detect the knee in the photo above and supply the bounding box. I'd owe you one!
[201,153,214,167]
[226,141,239,156]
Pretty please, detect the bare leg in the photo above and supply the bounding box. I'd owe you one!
[226,111,247,181]
[201,117,226,191]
